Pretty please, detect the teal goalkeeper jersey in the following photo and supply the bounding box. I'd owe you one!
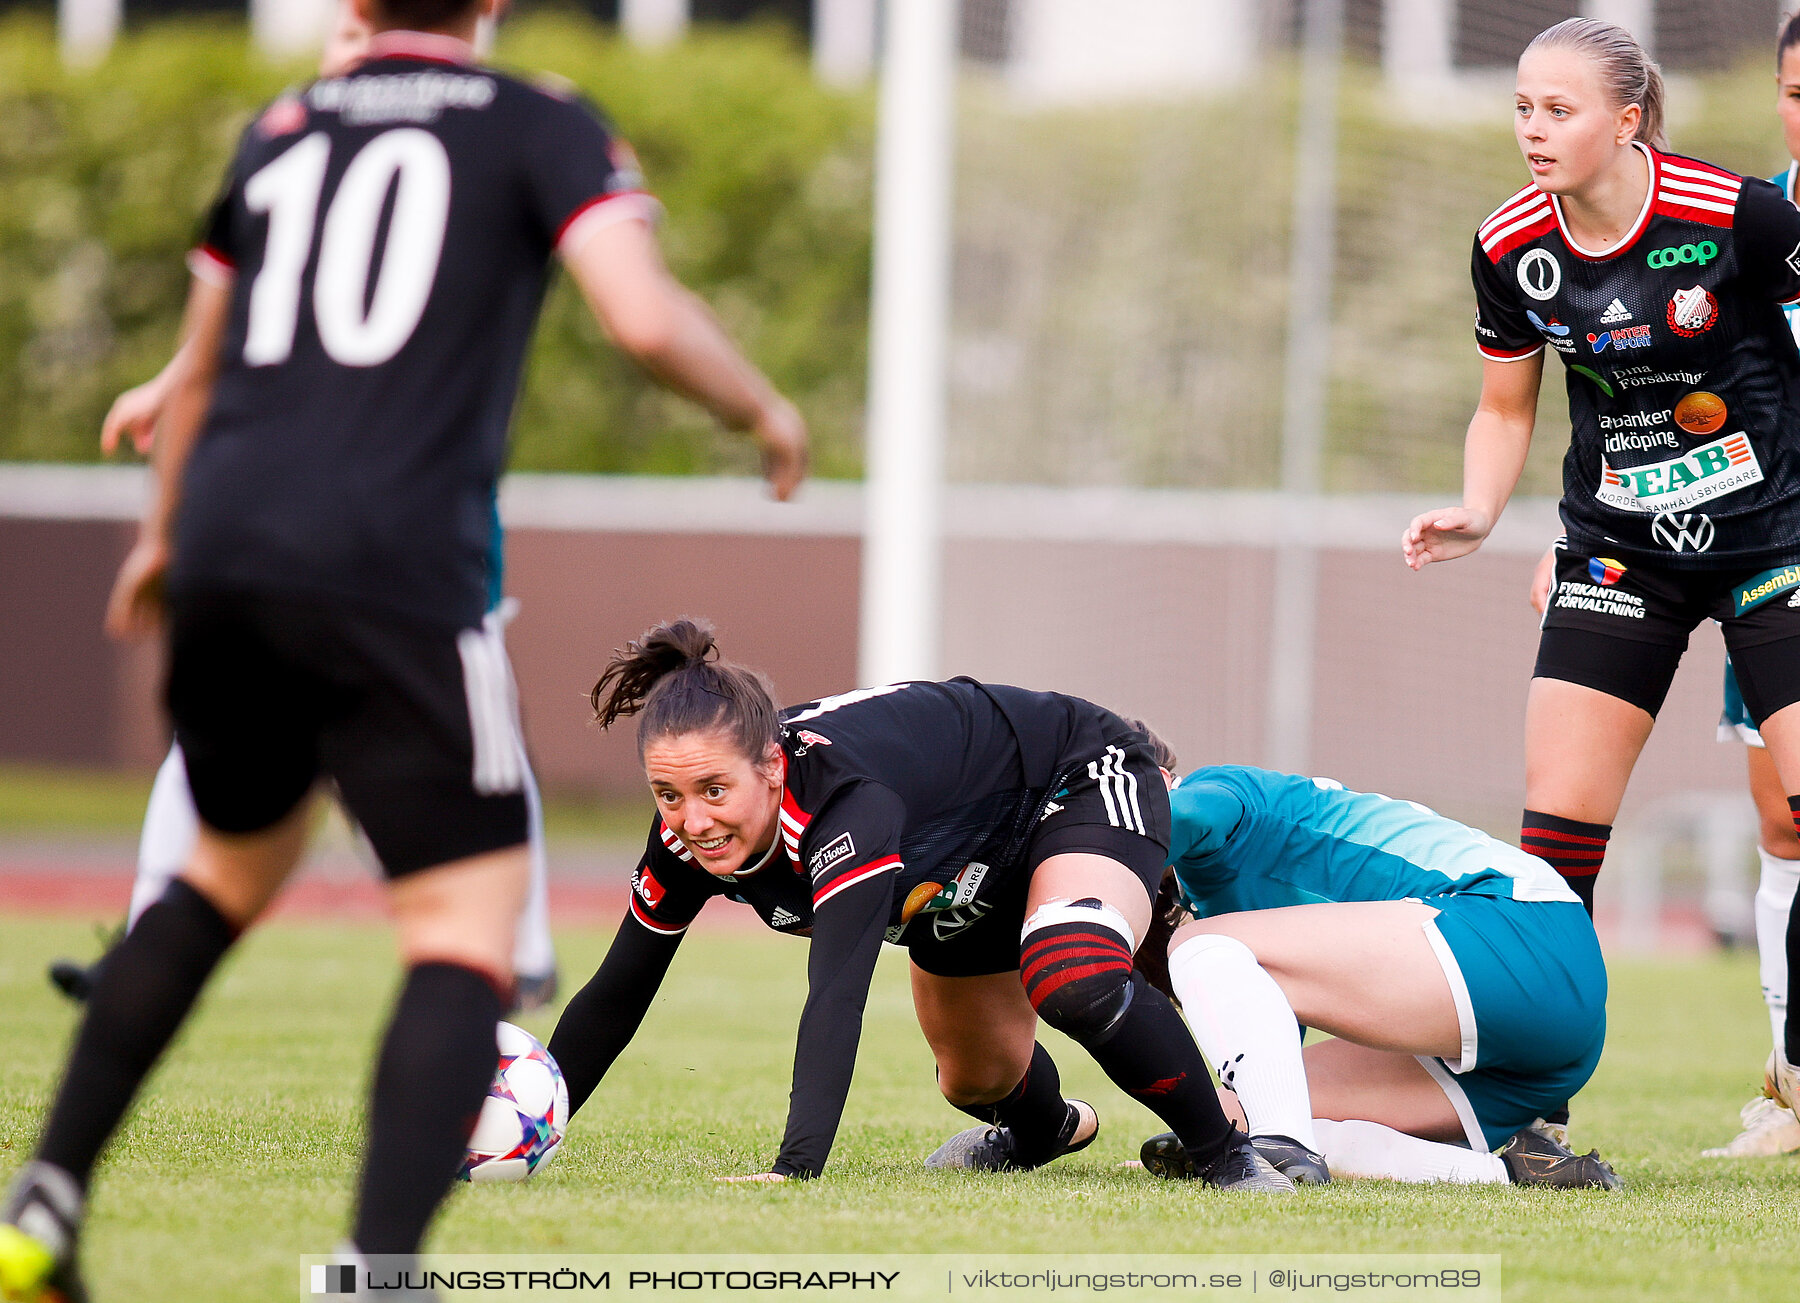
[1167,766,1580,918]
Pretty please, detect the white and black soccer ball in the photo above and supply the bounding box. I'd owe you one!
[458,1021,569,1183]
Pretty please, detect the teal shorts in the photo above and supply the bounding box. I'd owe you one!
[1719,656,1763,746]
[1418,894,1607,1151]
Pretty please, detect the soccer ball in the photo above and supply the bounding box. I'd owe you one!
[458,1021,569,1183]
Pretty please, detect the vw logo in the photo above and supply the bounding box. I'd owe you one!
[1651,511,1715,553]
[1517,248,1562,301]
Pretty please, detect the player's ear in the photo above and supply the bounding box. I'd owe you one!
[756,743,784,786]
[1615,101,1641,147]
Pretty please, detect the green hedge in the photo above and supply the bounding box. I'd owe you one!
[0,11,874,476]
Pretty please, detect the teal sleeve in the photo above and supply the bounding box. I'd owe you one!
[1168,781,1246,863]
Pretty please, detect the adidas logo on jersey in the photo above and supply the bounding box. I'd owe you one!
[769,907,803,928]
[1599,299,1631,324]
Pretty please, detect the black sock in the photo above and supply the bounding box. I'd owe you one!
[1083,973,1236,1169]
[1521,809,1611,915]
[34,880,237,1189]
[952,1042,1072,1165]
[352,963,504,1256]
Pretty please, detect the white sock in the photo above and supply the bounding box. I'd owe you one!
[1168,932,1317,1151]
[511,755,556,978]
[1313,1118,1507,1184]
[1756,847,1799,1055]
[127,746,200,928]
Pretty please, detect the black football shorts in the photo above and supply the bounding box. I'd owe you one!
[907,730,1172,979]
[1536,546,1800,723]
[166,592,528,877]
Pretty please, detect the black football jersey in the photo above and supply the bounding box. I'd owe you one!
[1472,145,1800,567]
[171,33,652,628]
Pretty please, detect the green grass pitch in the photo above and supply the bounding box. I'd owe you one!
[1,915,1797,1301]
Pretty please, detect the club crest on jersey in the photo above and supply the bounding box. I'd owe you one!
[1516,249,1561,301]
[808,832,856,881]
[1587,557,1627,586]
[1651,511,1716,553]
[1597,432,1762,514]
[1666,285,1719,337]
[1588,325,1651,354]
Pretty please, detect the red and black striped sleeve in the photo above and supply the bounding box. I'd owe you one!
[1469,235,1545,363]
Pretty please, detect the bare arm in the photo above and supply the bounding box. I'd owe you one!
[1401,352,1544,570]
[561,216,807,500]
[105,276,232,639]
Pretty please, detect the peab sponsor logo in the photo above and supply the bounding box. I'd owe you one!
[807,831,856,881]
[1597,431,1762,513]
[1646,240,1718,269]
[1588,324,1652,353]
[1733,564,1800,614]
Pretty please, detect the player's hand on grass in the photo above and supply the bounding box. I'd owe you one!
[753,397,808,502]
[1401,506,1492,570]
[101,371,173,456]
[715,1172,788,1184]
[105,535,170,639]
[1528,542,1556,614]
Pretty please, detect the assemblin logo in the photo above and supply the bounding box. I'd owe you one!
[1734,565,1800,613]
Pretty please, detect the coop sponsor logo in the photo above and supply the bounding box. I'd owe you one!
[808,832,856,881]
[1553,581,1646,620]
[1646,240,1718,268]
[1597,432,1763,513]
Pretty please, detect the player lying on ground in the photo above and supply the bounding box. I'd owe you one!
[1128,749,1618,1189]
[1400,16,1800,1122]
[548,619,1292,1192]
[47,0,557,1014]
[0,0,807,1298]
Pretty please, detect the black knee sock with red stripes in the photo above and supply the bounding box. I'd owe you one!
[951,1042,1073,1166]
[1521,810,1612,915]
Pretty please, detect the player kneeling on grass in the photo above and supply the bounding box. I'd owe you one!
[1129,744,1619,1189]
[547,619,1291,1192]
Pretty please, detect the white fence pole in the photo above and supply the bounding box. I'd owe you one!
[1583,0,1655,56]
[1265,0,1342,774]
[1382,0,1453,87]
[251,0,335,60]
[814,0,878,88]
[621,0,689,49]
[858,0,958,687]
[58,0,121,67]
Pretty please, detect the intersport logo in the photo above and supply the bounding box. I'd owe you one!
[1646,240,1718,268]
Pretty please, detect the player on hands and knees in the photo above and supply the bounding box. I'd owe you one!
[0,1,807,1298]
[1402,18,1800,1124]
[548,620,1290,1193]
[1132,741,1617,1190]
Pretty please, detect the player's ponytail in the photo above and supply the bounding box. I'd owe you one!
[1525,18,1669,152]
[591,618,782,763]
